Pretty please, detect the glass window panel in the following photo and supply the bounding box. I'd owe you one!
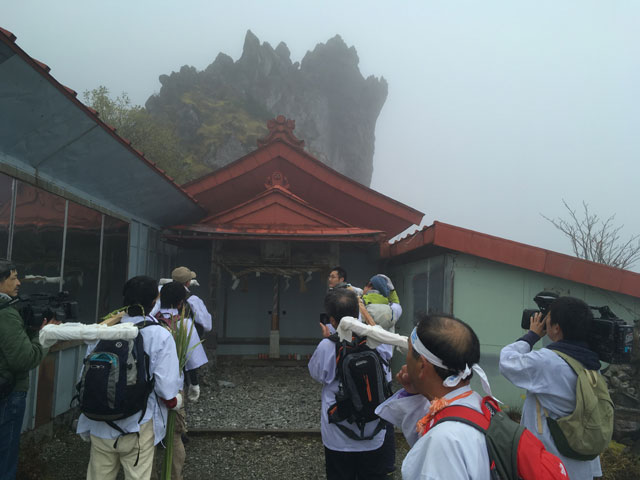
[98,215,129,319]
[63,202,102,323]
[11,182,65,297]
[0,173,13,258]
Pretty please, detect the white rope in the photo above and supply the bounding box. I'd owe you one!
[336,316,408,350]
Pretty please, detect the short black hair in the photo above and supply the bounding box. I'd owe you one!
[413,313,481,381]
[123,276,158,317]
[324,288,358,324]
[160,281,186,309]
[0,259,17,282]
[330,266,347,282]
[548,296,592,342]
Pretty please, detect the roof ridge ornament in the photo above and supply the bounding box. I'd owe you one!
[257,115,305,149]
[265,171,290,190]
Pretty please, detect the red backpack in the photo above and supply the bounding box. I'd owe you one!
[428,396,568,480]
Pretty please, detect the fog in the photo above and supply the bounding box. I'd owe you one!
[4,1,640,270]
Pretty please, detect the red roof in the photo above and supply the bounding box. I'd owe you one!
[172,170,384,242]
[0,27,201,210]
[182,116,424,239]
[384,221,640,298]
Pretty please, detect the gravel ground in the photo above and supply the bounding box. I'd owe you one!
[17,357,409,479]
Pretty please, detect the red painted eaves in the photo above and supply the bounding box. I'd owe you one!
[387,221,640,299]
[0,27,16,42]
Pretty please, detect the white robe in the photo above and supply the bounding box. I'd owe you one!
[308,324,391,451]
[376,385,491,480]
[186,294,212,333]
[499,340,602,479]
[157,308,208,373]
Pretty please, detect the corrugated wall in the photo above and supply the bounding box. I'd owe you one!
[389,252,640,408]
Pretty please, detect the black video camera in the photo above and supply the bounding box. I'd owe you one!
[588,306,634,365]
[521,292,634,364]
[521,291,559,330]
[17,292,78,331]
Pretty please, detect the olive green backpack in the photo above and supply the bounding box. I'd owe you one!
[537,351,614,460]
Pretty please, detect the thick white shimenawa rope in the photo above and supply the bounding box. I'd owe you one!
[336,316,408,351]
[39,323,139,349]
[410,326,495,399]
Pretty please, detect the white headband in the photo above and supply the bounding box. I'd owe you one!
[410,327,495,399]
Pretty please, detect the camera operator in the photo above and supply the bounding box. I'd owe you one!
[499,296,604,479]
[0,259,59,479]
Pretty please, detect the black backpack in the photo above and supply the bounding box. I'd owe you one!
[327,335,393,440]
[75,320,160,434]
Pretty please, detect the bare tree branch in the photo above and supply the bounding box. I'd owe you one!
[542,200,640,270]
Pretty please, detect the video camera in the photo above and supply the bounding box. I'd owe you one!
[521,292,634,364]
[17,292,78,331]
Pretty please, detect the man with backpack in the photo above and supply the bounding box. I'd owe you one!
[376,313,492,479]
[309,288,394,480]
[76,276,182,480]
[170,266,212,338]
[500,296,610,479]
[376,313,568,479]
[153,281,209,480]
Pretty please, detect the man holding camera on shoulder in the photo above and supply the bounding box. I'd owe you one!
[500,296,610,479]
[0,259,59,479]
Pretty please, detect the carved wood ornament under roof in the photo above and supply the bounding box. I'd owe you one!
[265,171,290,190]
[257,115,305,149]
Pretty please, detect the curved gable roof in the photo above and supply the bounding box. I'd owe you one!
[183,116,423,238]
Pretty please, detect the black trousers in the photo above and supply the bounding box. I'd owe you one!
[324,425,395,480]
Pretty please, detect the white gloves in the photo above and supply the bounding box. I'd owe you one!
[187,384,200,402]
[173,392,183,410]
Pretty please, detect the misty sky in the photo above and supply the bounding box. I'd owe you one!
[4,1,640,270]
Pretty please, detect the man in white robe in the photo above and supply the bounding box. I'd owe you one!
[171,266,212,336]
[376,313,492,480]
[76,276,182,480]
[309,288,394,479]
[500,296,603,479]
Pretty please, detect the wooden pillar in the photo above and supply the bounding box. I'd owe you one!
[209,240,221,363]
[269,274,280,358]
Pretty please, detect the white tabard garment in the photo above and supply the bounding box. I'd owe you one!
[500,340,602,479]
[158,308,208,373]
[308,324,391,452]
[376,385,491,480]
[186,294,212,333]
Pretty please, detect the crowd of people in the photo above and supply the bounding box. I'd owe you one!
[0,260,211,480]
[310,266,612,479]
[0,259,614,479]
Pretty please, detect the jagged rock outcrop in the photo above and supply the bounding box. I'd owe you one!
[145,30,387,185]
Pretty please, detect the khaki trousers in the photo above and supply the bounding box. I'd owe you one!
[87,419,155,480]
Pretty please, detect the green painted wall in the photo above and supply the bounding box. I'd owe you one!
[389,252,640,410]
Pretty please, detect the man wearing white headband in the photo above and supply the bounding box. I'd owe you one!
[376,313,492,479]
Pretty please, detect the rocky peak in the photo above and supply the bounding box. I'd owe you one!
[145,31,387,185]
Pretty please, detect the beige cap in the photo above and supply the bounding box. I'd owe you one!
[171,266,196,284]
